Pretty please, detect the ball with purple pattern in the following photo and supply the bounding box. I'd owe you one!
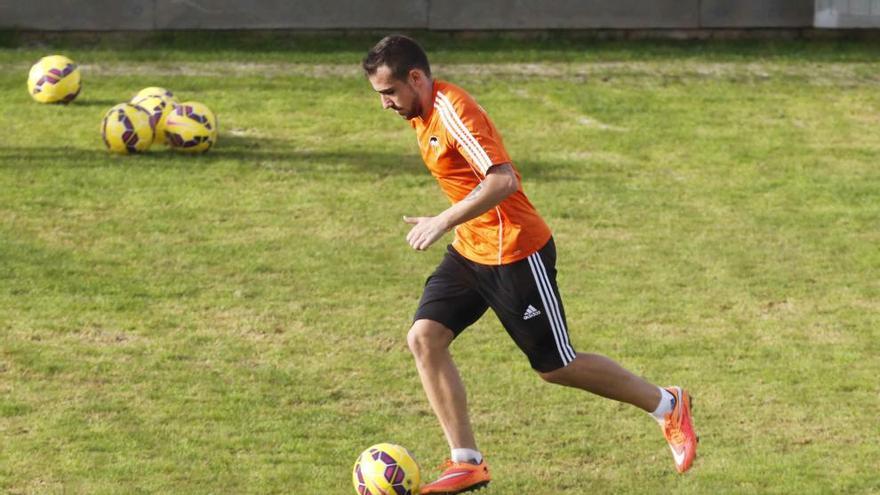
[163,101,217,153]
[27,55,81,104]
[353,456,373,495]
[352,444,419,495]
[101,103,154,154]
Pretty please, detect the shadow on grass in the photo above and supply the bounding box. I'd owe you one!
[0,134,584,181]
[201,135,593,182]
[70,98,129,108]
[0,143,426,177]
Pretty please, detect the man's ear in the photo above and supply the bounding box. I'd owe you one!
[409,68,426,85]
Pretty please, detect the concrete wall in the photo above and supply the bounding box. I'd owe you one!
[158,0,428,30]
[702,0,815,27]
[0,1,153,30]
[815,0,880,28]
[428,1,701,30]
[0,0,818,31]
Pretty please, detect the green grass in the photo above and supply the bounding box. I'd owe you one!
[1,35,879,494]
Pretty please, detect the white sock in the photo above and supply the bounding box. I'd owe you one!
[451,448,482,464]
[650,387,676,422]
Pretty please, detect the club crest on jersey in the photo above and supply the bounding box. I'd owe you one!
[429,136,440,148]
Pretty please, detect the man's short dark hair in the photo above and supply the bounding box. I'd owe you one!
[362,35,431,81]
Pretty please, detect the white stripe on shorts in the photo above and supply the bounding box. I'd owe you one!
[527,253,576,365]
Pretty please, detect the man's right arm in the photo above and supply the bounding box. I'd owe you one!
[403,163,518,251]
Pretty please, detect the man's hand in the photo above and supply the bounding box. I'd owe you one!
[403,215,449,251]
[401,163,518,252]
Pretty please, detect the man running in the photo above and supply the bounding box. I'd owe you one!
[362,35,697,494]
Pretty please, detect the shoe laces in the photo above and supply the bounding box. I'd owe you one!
[437,459,456,472]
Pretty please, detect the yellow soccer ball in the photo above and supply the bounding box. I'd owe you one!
[352,443,421,495]
[27,55,81,104]
[132,86,178,104]
[131,94,173,145]
[101,103,155,154]
[164,101,218,153]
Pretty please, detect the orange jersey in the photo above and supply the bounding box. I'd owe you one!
[410,80,551,265]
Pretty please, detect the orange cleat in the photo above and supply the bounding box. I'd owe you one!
[420,459,491,494]
[661,386,698,473]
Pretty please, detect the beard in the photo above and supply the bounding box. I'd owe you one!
[402,107,419,120]
[401,82,423,119]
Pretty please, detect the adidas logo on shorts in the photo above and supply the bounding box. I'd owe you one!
[522,304,542,320]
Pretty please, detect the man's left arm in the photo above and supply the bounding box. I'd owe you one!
[403,163,518,251]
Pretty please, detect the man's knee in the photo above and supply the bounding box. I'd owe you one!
[407,319,454,358]
[537,365,572,386]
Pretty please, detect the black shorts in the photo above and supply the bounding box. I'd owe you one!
[413,238,577,372]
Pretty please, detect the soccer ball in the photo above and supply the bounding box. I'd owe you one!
[131,94,173,145]
[163,101,218,153]
[27,55,81,104]
[132,86,177,104]
[352,443,420,495]
[101,103,154,154]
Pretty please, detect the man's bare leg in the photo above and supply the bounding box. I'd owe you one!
[538,352,662,411]
[407,319,477,451]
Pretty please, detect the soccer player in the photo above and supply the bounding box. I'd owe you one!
[362,35,697,494]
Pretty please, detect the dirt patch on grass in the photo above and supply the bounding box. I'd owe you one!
[5,60,879,86]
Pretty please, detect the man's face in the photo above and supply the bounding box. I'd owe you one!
[368,65,421,120]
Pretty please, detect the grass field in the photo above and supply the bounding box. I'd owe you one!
[1,33,879,494]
